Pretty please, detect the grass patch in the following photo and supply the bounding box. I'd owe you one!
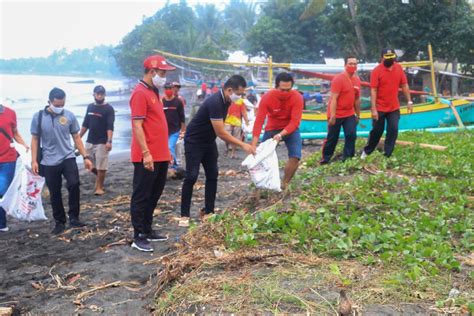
[155,130,474,314]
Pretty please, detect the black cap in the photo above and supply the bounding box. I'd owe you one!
[381,48,397,59]
[171,81,181,88]
[93,85,106,94]
[164,82,173,89]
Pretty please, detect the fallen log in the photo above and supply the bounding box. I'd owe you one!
[378,138,447,151]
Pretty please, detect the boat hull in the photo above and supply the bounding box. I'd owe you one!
[300,99,474,135]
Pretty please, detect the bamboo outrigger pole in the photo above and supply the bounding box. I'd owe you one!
[155,47,465,127]
[428,44,464,127]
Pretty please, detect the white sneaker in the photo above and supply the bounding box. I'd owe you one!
[360,150,368,160]
[0,227,9,232]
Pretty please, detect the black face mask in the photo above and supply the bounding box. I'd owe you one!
[383,59,395,68]
[94,98,105,105]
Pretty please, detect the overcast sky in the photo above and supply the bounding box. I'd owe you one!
[0,0,228,60]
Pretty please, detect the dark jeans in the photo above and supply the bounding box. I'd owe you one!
[321,115,357,163]
[42,158,80,224]
[130,161,168,237]
[364,109,400,157]
[181,142,218,217]
[0,161,16,228]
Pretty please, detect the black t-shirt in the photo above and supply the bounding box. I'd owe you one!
[82,103,115,144]
[185,90,230,145]
[163,97,185,134]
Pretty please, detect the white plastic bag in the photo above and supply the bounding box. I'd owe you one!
[242,139,281,191]
[176,138,185,169]
[0,147,47,221]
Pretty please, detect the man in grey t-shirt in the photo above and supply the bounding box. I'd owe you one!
[31,87,93,235]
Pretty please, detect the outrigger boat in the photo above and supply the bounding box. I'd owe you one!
[154,45,473,138]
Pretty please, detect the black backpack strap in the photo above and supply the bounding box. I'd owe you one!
[37,110,43,140]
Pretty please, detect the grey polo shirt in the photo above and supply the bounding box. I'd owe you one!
[31,107,80,166]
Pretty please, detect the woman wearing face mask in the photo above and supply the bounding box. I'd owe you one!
[320,55,361,165]
[361,48,413,159]
[162,83,186,171]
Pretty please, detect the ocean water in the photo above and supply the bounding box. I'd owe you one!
[1,74,197,153]
[0,73,133,152]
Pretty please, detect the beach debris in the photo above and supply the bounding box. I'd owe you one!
[100,238,129,251]
[31,281,44,290]
[448,288,460,299]
[0,307,13,316]
[66,273,82,285]
[337,289,352,316]
[74,281,141,305]
[225,169,237,176]
[48,266,77,291]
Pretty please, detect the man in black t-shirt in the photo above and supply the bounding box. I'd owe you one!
[179,75,255,227]
[163,83,186,170]
[79,85,115,195]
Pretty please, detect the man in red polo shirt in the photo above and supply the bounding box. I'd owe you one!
[129,54,175,252]
[320,55,361,164]
[251,72,304,190]
[362,48,413,158]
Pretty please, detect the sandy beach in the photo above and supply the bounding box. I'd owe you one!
[0,134,318,313]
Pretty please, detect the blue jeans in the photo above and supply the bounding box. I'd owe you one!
[0,161,16,228]
[364,109,400,157]
[321,115,357,163]
[262,128,302,159]
[168,131,180,169]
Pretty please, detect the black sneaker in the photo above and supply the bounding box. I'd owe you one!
[145,230,169,242]
[52,223,65,235]
[131,235,154,252]
[69,219,87,228]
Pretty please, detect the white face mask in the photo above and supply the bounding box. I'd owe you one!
[50,105,63,114]
[230,92,241,103]
[152,74,166,88]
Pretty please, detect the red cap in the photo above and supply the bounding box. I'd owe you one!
[143,55,176,71]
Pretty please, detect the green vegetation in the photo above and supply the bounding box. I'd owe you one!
[0,45,120,77]
[155,130,473,313]
[214,130,473,282]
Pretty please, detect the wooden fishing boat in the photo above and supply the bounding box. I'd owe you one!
[300,98,474,134]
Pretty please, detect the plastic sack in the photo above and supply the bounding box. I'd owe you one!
[0,146,47,221]
[175,138,185,169]
[242,139,281,192]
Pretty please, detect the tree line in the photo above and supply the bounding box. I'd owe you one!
[0,45,120,77]
[114,0,474,78]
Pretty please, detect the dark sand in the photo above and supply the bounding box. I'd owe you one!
[0,139,301,314]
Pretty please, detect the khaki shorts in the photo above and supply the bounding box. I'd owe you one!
[225,124,242,139]
[85,143,109,171]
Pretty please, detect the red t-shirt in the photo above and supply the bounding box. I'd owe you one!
[130,82,171,163]
[370,62,408,112]
[0,106,17,163]
[252,89,303,137]
[327,72,361,118]
[227,102,245,119]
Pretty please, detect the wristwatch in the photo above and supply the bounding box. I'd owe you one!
[408,101,413,105]
[84,156,92,161]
